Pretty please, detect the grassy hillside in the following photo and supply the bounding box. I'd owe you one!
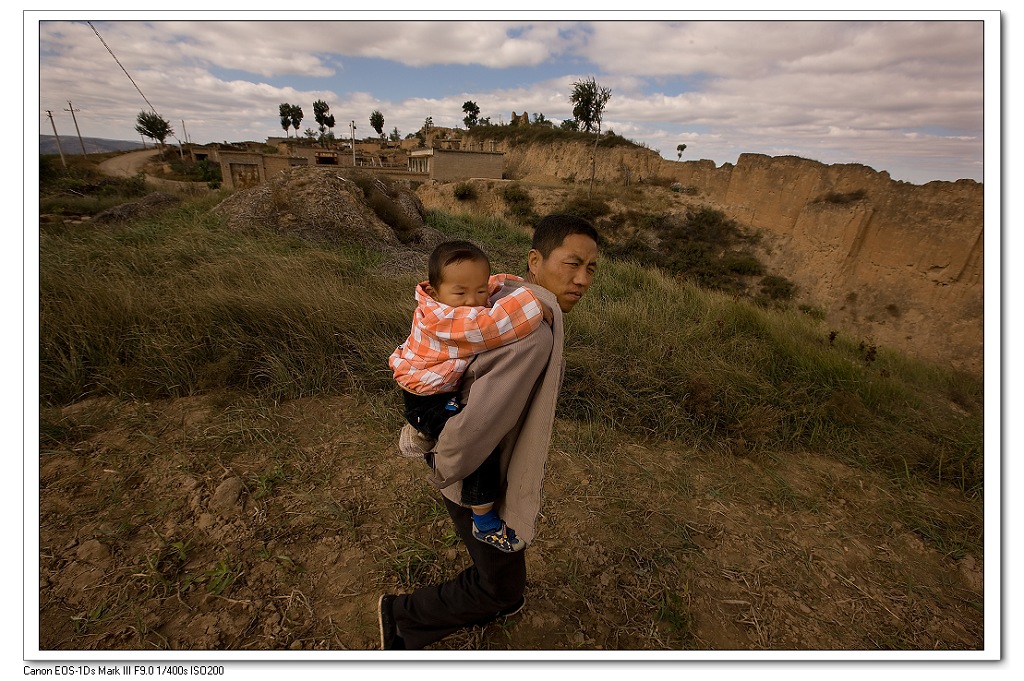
[40,190,983,494]
[36,179,986,651]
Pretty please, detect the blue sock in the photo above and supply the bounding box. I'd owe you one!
[472,509,502,532]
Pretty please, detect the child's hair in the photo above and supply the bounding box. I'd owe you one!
[428,240,490,290]
[530,214,600,258]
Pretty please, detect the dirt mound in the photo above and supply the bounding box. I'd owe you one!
[92,192,181,224]
[211,166,434,251]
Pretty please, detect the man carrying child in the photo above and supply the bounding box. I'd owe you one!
[389,239,552,552]
[380,214,600,650]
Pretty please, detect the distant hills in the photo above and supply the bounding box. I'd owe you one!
[40,135,146,156]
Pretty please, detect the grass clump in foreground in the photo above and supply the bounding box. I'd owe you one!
[39,194,983,499]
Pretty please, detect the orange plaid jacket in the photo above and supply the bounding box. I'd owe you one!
[389,274,544,395]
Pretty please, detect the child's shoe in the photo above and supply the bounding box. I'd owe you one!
[398,424,435,459]
[472,518,526,553]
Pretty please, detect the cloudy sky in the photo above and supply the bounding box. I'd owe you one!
[31,12,994,185]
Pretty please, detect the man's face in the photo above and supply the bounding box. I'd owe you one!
[527,233,599,313]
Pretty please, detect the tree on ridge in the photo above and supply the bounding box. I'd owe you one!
[569,77,612,196]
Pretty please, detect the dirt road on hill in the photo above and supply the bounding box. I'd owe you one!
[97,148,159,177]
[98,148,209,193]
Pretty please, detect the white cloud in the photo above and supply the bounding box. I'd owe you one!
[34,16,989,184]
[148,20,571,71]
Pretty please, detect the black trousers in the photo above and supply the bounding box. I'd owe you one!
[392,496,527,649]
[402,390,499,507]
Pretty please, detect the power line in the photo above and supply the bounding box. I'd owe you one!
[87,21,157,113]
[87,21,184,148]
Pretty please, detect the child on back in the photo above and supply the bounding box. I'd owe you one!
[388,240,551,553]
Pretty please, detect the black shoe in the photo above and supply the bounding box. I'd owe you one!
[496,595,526,618]
[378,594,406,650]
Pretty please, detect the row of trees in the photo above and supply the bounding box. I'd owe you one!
[459,77,610,134]
[277,103,402,144]
[279,100,339,146]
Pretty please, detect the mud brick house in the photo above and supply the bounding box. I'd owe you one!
[215,149,309,191]
[215,138,503,190]
[408,148,503,182]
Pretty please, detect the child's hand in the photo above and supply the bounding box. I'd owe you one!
[541,301,554,326]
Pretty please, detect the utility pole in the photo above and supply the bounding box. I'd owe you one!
[182,120,191,160]
[350,120,357,166]
[45,110,67,169]
[64,101,87,155]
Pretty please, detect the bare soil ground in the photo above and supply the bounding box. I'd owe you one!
[38,391,984,654]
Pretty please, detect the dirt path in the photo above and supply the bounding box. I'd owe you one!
[97,148,209,193]
[97,149,160,177]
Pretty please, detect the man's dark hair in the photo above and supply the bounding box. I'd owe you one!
[428,240,490,290]
[531,214,599,258]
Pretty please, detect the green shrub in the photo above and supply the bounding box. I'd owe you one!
[625,211,666,232]
[160,151,224,184]
[812,189,867,204]
[559,194,611,220]
[799,304,826,320]
[462,123,648,152]
[453,182,475,201]
[612,207,763,293]
[501,183,535,219]
[758,274,796,301]
[684,206,736,243]
[722,252,765,276]
[645,176,674,188]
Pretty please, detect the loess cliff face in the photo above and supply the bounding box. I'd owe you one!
[428,140,985,374]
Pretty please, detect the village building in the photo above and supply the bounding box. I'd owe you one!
[408,148,504,183]
[212,133,503,190]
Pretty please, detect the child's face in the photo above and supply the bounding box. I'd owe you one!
[430,258,491,308]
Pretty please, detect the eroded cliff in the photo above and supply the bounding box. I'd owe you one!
[433,140,985,374]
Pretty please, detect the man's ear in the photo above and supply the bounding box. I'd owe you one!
[527,249,542,276]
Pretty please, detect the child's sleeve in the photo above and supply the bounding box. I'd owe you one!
[439,286,544,352]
